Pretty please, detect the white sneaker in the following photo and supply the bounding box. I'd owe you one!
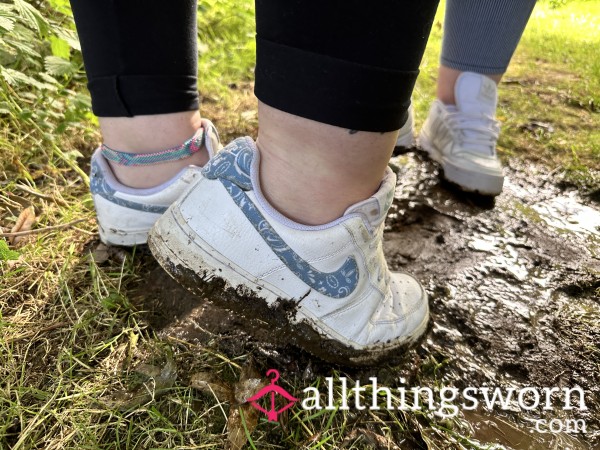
[90,119,221,246]
[148,137,429,365]
[419,72,504,195]
[395,104,415,148]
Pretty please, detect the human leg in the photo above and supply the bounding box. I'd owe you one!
[256,103,398,225]
[253,0,438,224]
[437,0,536,104]
[149,0,440,364]
[420,0,536,195]
[70,0,220,245]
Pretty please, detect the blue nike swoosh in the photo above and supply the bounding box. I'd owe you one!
[90,160,168,214]
[203,140,359,299]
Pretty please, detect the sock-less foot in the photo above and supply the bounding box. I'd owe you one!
[100,111,210,189]
[148,138,429,365]
[90,118,221,246]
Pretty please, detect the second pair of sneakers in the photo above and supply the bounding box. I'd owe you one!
[397,72,503,196]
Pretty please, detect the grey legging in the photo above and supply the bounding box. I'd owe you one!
[442,0,537,74]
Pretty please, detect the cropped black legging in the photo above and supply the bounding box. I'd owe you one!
[69,1,439,132]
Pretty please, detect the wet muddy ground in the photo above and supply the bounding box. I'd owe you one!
[129,151,599,449]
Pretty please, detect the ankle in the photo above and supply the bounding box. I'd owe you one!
[107,150,208,189]
[99,111,209,189]
[100,111,202,151]
[256,103,396,225]
[257,141,349,225]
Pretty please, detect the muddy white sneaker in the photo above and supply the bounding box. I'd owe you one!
[90,119,220,246]
[419,72,503,195]
[395,104,415,148]
[148,137,429,365]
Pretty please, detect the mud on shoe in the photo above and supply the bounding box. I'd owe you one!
[148,137,429,366]
[90,119,220,246]
[419,72,504,196]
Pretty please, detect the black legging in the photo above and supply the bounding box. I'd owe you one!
[70,0,439,132]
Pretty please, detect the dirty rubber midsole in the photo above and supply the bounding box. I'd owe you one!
[419,133,504,195]
[148,208,429,366]
[98,224,150,246]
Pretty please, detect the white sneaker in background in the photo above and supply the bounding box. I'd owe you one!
[395,104,415,148]
[90,119,221,246]
[419,72,504,196]
[148,137,429,365]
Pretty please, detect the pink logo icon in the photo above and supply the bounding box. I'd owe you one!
[247,369,299,422]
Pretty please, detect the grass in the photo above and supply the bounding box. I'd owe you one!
[411,0,600,192]
[1,0,599,449]
[496,1,600,190]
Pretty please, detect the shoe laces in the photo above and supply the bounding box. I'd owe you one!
[446,111,500,155]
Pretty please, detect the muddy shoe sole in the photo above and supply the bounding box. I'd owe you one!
[147,210,429,367]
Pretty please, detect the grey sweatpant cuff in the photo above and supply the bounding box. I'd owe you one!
[441,0,537,74]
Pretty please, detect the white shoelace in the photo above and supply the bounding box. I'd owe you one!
[446,111,500,155]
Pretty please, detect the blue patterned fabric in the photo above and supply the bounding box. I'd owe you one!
[202,138,359,299]
[100,129,205,166]
[90,159,168,214]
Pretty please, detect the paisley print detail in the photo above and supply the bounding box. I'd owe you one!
[90,160,168,214]
[203,138,359,299]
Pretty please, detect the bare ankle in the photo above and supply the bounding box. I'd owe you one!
[107,150,208,189]
[256,102,397,225]
[99,111,209,188]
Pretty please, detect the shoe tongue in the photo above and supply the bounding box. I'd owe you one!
[454,72,497,117]
[453,73,498,156]
[201,119,222,158]
[344,168,396,229]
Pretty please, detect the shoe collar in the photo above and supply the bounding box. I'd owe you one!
[247,138,396,234]
[91,122,217,196]
[200,118,222,158]
[206,137,396,234]
[343,167,396,233]
[91,149,200,196]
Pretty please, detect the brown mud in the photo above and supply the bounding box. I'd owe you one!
[129,151,599,449]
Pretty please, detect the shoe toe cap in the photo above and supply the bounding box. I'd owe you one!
[338,273,428,349]
[389,272,429,332]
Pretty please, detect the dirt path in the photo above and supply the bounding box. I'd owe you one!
[130,151,599,449]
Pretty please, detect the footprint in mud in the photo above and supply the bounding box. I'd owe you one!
[128,151,599,450]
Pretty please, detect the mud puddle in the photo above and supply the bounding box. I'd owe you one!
[129,152,599,449]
